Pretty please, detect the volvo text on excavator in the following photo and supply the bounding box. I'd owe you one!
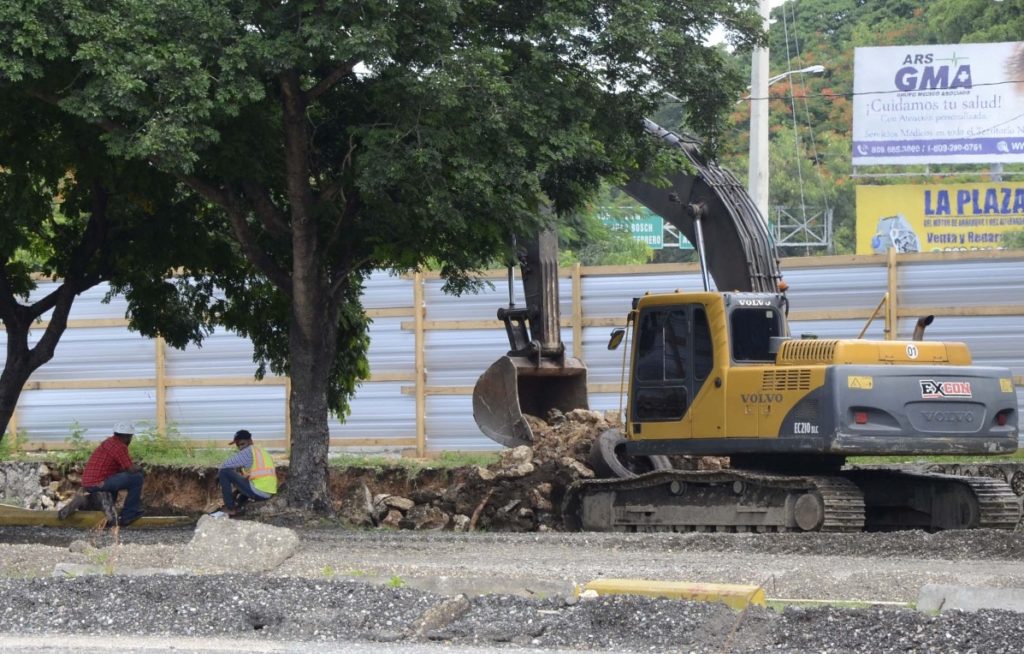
[472,119,1020,533]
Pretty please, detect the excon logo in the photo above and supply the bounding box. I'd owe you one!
[919,380,972,399]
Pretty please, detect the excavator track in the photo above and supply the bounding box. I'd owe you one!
[562,469,865,533]
[562,469,1021,533]
[844,469,1021,531]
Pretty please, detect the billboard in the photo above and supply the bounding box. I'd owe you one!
[853,42,1024,165]
[856,182,1024,254]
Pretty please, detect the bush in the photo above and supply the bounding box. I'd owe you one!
[131,423,224,466]
[54,423,93,468]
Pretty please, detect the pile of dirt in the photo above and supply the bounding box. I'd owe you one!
[32,410,729,532]
[527,408,618,464]
[319,408,616,532]
[105,409,617,530]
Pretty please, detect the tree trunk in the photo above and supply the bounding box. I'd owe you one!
[276,68,341,513]
[0,286,78,442]
[0,343,32,442]
[283,288,339,512]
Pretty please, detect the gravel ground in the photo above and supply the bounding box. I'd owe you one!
[3,526,1024,652]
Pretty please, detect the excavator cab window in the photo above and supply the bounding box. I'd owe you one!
[730,308,782,362]
[631,304,712,422]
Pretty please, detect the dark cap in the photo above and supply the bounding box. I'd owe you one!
[229,429,253,445]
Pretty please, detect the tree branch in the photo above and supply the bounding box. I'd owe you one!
[224,195,294,295]
[0,270,25,328]
[240,180,291,240]
[27,285,77,371]
[328,253,373,302]
[27,180,109,320]
[322,133,358,255]
[305,58,361,103]
[180,175,293,295]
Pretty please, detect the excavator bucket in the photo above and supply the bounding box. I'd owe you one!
[472,355,588,448]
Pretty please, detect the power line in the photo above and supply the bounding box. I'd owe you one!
[735,78,1024,102]
[661,78,1024,104]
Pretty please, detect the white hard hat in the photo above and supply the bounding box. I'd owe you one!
[113,421,136,436]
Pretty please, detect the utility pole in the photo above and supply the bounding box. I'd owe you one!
[747,0,772,225]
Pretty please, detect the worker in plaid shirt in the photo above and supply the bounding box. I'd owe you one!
[80,422,145,527]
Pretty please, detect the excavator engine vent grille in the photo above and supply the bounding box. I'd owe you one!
[777,339,839,364]
[761,369,812,392]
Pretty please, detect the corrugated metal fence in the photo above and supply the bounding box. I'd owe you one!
[3,251,1022,453]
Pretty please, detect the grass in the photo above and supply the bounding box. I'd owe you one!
[328,450,500,472]
[848,450,1024,466]
[1,422,228,469]
[2,426,500,471]
[766,598,913,612]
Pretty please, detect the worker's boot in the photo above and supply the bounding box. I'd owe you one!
[95,492,118,526]
[57,490,88,520]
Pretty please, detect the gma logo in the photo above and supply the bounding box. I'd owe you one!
[894,65,972,92]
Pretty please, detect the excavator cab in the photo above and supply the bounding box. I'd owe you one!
[472,228,588,447]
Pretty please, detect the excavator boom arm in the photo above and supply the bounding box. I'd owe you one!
[625,120,782,294]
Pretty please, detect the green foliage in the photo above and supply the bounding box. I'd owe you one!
[719,0,1024,256]
[328,451,500,473]
[387,575,407,589]
[559,186,655,267]
[927,0,1024,44]
[434,451,502,469]
[130,423,225,466]
[849,450,1024,465]
[55,423,93,468]
[0,433,22,461]
[0,0,765,504]
[1002,230,1024,250]
[54,422,226,468]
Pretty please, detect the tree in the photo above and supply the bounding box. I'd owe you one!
[1,1,762,512]
[559,186,654,267]
[0,91,222,441]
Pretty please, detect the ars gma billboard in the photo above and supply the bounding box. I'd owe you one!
[856,182,1024,255]
[853,42,1024,165]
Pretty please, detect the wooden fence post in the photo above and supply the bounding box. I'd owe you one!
[155,336,167,434]
[414,271,426,457]
[886,248,898,340]
[571,262,583,359]
[7,408,17,442]
[284,377,292,454]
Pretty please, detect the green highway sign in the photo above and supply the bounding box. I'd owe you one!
[601,213,664,249]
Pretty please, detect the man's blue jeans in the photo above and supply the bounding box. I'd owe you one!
[85,470,144,521]
[219,468,264,510]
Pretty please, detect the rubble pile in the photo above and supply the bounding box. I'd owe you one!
[0,462,66,510]
[328,408,615,532]
[0,410,732,532]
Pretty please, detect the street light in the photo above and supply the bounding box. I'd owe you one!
[766,64,825,87]
[748,61,826,224]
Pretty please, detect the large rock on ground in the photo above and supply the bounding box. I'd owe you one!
[173,515,299,573]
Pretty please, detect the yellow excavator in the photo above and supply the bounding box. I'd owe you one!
[473,120,1020,533]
